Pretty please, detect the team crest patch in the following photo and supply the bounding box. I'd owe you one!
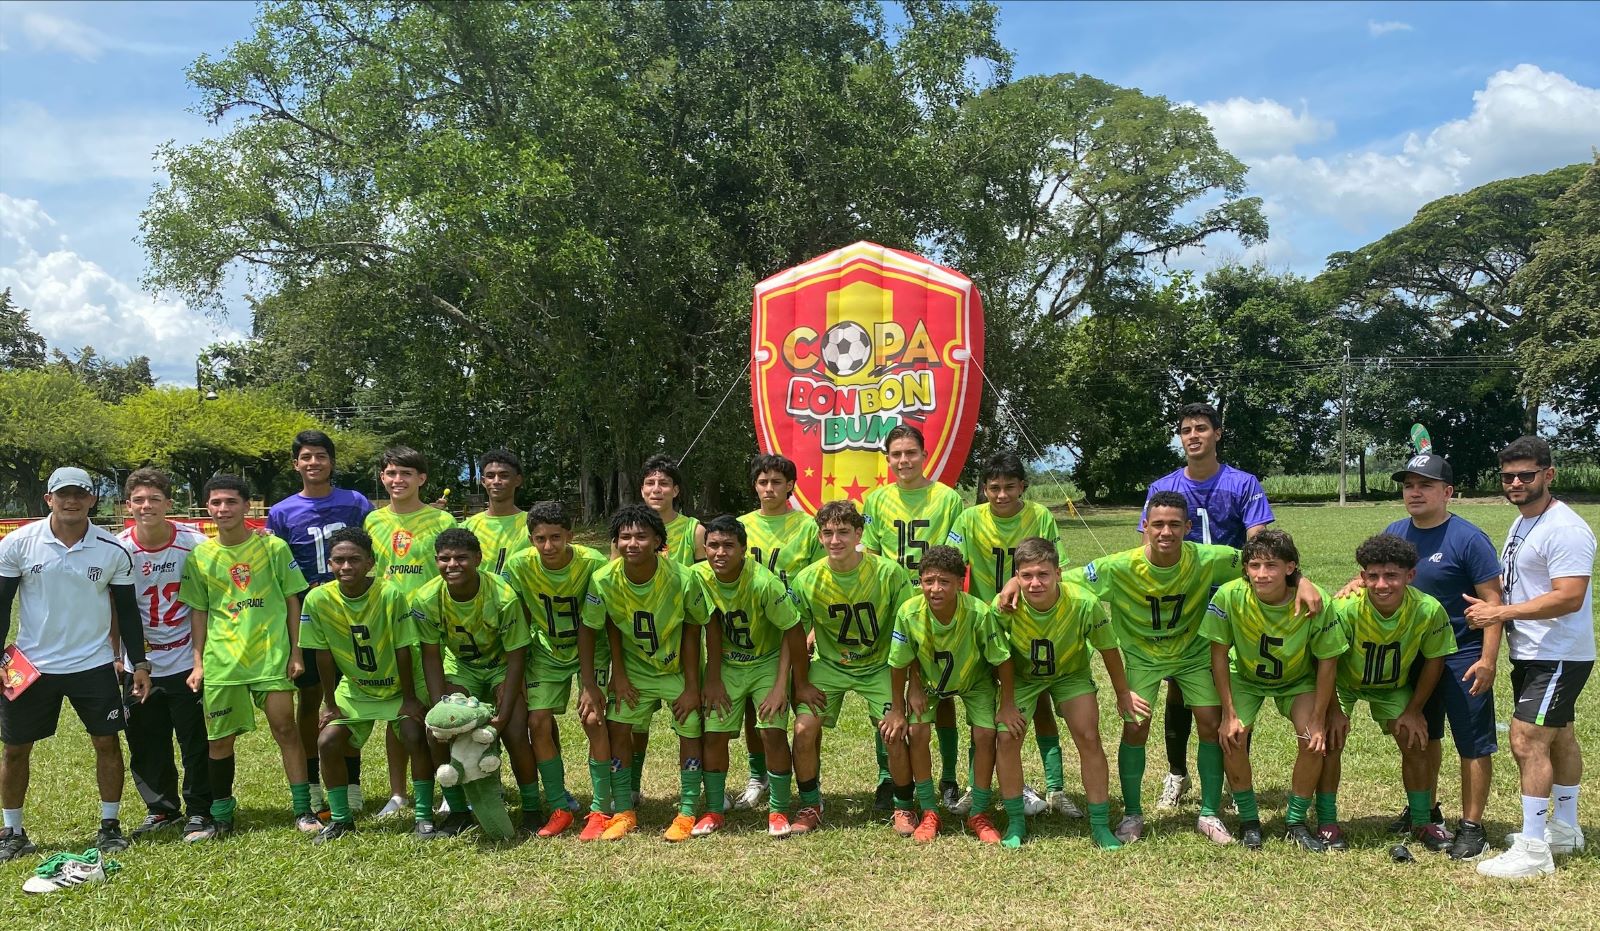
[392,530,414,557]
[229,562,252,589]
[87,567,103,582]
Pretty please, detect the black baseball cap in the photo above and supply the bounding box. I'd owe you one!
[1391,453,1453,484]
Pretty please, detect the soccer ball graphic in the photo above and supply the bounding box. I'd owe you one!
[820,322,872,377]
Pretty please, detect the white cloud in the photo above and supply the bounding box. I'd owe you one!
[1367,20,1413,37]
[1241,65,1600,231]
[0,192,241,380]
[0,102,191,183]
[1192,97,1334,157]
[0,5,186,61]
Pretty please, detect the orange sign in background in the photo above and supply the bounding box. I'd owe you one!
[751,241,984,513]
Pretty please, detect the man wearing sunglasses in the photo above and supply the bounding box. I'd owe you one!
[1465,436,1595,879]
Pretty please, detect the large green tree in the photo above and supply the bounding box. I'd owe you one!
[0,370,124,515]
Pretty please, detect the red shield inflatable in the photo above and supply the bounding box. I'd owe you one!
[752,241,984,514]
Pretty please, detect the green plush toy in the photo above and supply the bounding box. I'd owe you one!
[424,694,513,840]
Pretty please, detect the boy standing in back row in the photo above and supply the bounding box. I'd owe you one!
[267,430,372,819]
[863,424,965,810]
[1142,402,1274,812]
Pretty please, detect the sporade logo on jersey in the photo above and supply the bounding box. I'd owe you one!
[751,241,984,512]
[229,562,252,589]
[391,529,413,557]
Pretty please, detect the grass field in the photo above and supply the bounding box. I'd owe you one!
[7,501,1598,929]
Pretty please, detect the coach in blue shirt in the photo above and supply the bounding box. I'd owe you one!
[1357,453,1503,860]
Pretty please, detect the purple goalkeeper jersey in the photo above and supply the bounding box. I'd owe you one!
[266,487,374,584]
[1140,463,1273,549]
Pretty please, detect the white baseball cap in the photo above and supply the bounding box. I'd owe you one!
[47,466,95,493]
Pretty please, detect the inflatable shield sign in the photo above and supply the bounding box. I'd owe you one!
[751,241,984,514]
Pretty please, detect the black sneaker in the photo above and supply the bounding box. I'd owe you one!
[939,780,961,811]
[1240,820,1264,851]
[415,819,444,839]
[132,811,181,839]
[438,811,474,836]
[0,826,36,861]
[1387,806,1412,835]
[312,819,356,845]
[873,780,894,812]
[1448,819,1489,860]
[96,819,130,853]
[1286,823,1327,852]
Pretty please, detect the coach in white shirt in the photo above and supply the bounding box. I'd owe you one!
[1465,436,1596,879]
[0,467,151,862]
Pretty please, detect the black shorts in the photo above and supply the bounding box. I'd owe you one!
[1510,659,1593,728]
[0,663,124,745]
[295,647,322,688]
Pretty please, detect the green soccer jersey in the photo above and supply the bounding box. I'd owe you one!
[664,513,701,566]
[178,534,309,685]
[1199,578,1347,692]
[790,552,915,671]
[411,569,532,671]
[993,583,1115,683]
[949,501,1068,601]
[1067,542,1241,666]
[364,505,457,597]
[739,508,824,587]
[299,579,418,702]
[581,556,709,675]
[461,510,529,574]
[695,559,800,666]
[888,592,1011,696]
[1332,587,1455,695]
[500,544,609,667]
[862,480,965,572]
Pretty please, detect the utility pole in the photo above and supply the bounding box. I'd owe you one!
[1338,339,1350,506]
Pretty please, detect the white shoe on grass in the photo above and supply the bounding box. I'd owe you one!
[1115,814,1144,843]
[1022,785,1048,817]
[376,795,408,819]
[1504,820,1584,855]
[735,777,767,810]
[1047,790,1082,818]
[1477,837,1555,879]
[1156,773,1188,810]
[22,851,109,894]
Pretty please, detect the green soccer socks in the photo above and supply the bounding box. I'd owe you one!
[1197,741,1224,817]
[1118,743,1147,816]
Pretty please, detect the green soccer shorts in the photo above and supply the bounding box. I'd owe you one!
[1229,674,1314,728]
[203,678,295,740]
[526,662,610,713]
[445,661,509,704]
[1338,685,1414,728]
[703,655,787,733]
[802,660,892,728]
[607,663,703,737]
[1126,654,1220,712]
[908,679,1008,732]
[1013,671,1097,717]
[330,689,406,751]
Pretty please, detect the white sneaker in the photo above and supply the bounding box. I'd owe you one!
[1477,837,1556,879]
[346,784,364,813]
[734,776,767,810]
[948,788,973,815]
[22,852,109,894]
[1115,814,1145,843]
[1156,773,1189,810]
[1197,814,1234,845]
[1021,785,1048,817]
[376,794,408,819]
[1047,790,1083,818]
[1504,819,1585,855]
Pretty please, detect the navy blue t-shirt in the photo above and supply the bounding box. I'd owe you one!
[1384,513,1501,647]
[266,487,374,585]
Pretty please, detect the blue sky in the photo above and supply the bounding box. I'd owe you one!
[2,1,1597,383]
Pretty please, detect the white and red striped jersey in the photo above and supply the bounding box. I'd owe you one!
[118,521,210,677]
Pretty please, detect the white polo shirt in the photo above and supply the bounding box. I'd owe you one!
[1502,500,1597,662]
[0,518,134,674]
